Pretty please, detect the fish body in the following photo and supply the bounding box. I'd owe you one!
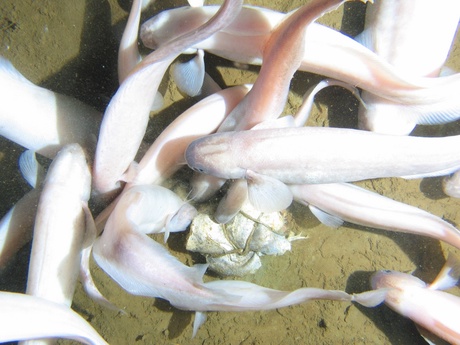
[26,144,91,306]
[0,292,108,345]
[114,185,197,240]
[140,5,435,102]
[93,181,351,336]
[290,182,460,249]
[130,85,250,186]
[356,0,460,134]
[186,127,460,184]
[371,267,460,344]
[0,58,101,158]
[357,0,460,78]
[93,0,243,195]
[218,0,345,132]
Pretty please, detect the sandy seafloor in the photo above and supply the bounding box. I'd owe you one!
[1,0,460,344]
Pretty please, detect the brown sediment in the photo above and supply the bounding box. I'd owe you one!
[0,1,459,344]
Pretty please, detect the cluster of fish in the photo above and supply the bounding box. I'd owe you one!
[1,0,460,344]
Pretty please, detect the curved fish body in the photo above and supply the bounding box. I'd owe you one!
[93,0,243,195]
[290,182,460,250]
[357,0,459,78]
[217,0,346,132]
[0,58,101,159]
[0,189,39,269]
[369,260,460,345]
[140,5,454,103]
[130,85,251,186]
[186,127,460,184]
[93,183,351,336]
[114,185,197,240]
[118,0,144,83]
[356,0,460,134]
[0,292,108,345]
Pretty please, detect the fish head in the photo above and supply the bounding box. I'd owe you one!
[371,270,426,290]
[185,134,244,179]
[140,6,212,50]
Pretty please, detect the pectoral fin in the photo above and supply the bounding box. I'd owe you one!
[80,204,121,312]
[18,150,45,188]
[308,205,344,228]
[245,170,293,212]
[429,252,460,290]
[172,50,205,97]
[192,311,207,338]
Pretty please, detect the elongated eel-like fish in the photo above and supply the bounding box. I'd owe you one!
[357,0,459,78]
[189,79,355,206]
[186,127,460,211]
[117,0,163,110]
[356,0,460,134]
[0,292,108,345]
[25,144,91,316]
[354,254,460,345]
[128,84,251,186]
[188,0,353,218]
[218,0,350,132]
[0,58,101,159]
[92,0,243,196]
[92,85,250,234]
[209,80,359,221]
[290,182,460,250]
[93,184,352,337]
[140,4,460,106]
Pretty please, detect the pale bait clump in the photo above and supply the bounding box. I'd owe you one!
[187,202,306,276]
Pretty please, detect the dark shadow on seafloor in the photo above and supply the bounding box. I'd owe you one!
[39,0,119,112]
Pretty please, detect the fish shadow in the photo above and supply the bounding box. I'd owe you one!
[38,0,119,111]
[153,298,193,339]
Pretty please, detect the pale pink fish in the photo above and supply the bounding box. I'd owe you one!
[140,4,450,102]
[25,144,91,309]
[356,0,460,134]
[117,0,163,110]
[92,184,352,337]
[0,189,38,269]
[127,84,251,187]
[141,3,460,127]
[218,0,350,132]
[188,0,357,211]
[209,79,361,223]
[354,254,460,345]
[357,0,459,78]
[189,78,357,208]
[0,58,101,159]
[92,0,243,196]
[186,127,460,212]
[19,144,92,345]
[92,84,250,234]
[118,0,151,82]
[290,182,460,250]
[0,292,108,345]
